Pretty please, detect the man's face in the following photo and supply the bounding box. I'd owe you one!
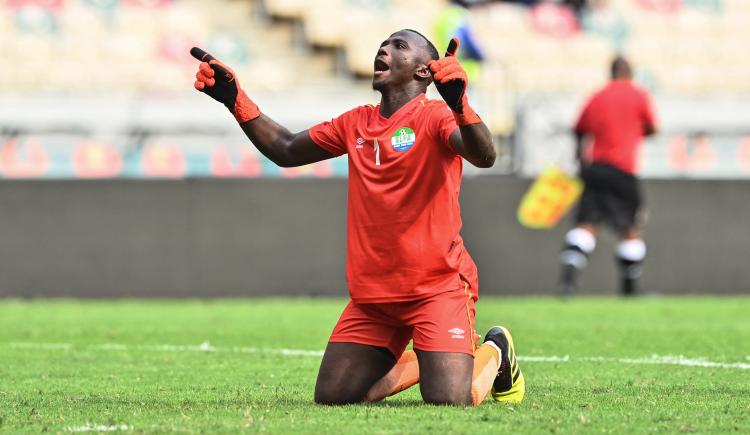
[372,31,431,92]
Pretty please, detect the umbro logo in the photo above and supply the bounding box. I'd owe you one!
[355,137,365,149]
[448,327,465,339]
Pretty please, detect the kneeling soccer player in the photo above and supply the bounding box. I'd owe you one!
[191,29,525,406]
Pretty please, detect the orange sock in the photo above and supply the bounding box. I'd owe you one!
[363,350,420,402]
[471,342,500,406]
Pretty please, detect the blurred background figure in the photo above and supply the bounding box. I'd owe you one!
[558,56,656,297]
[434,0,485,83]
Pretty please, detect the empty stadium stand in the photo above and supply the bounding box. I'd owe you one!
[1,0,748,178]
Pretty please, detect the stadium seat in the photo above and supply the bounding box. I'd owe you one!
[58,3,107,36]
[104,32,157,63]
[302,0,353,48]
[160,4,209,41]
[529,2,579,38]
[724,0,750,13]
[263,0,307,19]
[1,0,747,117]
[12,34,53,62]
[344,20,389,76]
[115,6,160,35]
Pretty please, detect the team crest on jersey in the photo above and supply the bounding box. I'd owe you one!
[391,127,416,152]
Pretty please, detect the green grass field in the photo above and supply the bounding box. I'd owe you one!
[1,297,749,434]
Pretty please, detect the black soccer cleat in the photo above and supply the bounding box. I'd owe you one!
[483,326,525,403]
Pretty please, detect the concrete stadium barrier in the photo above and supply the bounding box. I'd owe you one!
[0,178,748,297]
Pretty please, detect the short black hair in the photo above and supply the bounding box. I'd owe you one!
[611,55,632,79]
[403,29,440,61]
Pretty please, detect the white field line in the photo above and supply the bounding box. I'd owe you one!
[64,424,130,432]
[9,342,73,350]
[518,354,750,370]
[6,341,750,370]
[8,341,325,357]
[519,355,570,362]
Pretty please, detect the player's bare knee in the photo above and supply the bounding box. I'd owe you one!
[313,392,342,405]
[420,380,472,405]
[314,371,362,405]
[419,376,472,406]
[416,350,473,406]
[421,388,472,406]
[314,371,348,405]
[314,385,360,405]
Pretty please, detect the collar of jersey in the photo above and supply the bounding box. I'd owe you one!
[375,93,426,120]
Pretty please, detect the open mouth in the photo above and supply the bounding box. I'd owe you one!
[373,58,390,76]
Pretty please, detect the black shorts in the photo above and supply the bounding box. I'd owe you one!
[575,163,644,232]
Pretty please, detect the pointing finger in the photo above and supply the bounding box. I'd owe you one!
[445,37,459,57]
[190,47,215,62]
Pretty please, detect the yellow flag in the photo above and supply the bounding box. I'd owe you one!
[517,165,583,229]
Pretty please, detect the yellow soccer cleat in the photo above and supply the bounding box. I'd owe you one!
[483,326,525,403]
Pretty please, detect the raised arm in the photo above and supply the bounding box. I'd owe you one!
[237,116,333,168]
[428,38,495,168]
[191,47,333,167]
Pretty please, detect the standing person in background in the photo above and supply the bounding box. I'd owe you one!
[558,56,657,297]
[434,0,485,85]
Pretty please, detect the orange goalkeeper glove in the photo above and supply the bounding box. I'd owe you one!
[427,38,481,126]
[190,47,260,124]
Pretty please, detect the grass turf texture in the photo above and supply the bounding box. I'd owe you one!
[1,297,749,434]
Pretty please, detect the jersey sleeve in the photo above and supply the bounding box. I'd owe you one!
[308,108,360,157]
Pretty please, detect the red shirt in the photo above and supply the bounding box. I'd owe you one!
[309,94,478,304]
[575,80,656,174]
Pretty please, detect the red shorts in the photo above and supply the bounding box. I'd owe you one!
[329,282,479,357]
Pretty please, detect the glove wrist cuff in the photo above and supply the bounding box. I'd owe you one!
[232,89,261,124]
[452,97,481,126]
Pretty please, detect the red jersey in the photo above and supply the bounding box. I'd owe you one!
[575,79,656,175]
[309,93,478,304]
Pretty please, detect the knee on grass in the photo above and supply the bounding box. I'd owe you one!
[314,386,363,405]
[420,387,472,406]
